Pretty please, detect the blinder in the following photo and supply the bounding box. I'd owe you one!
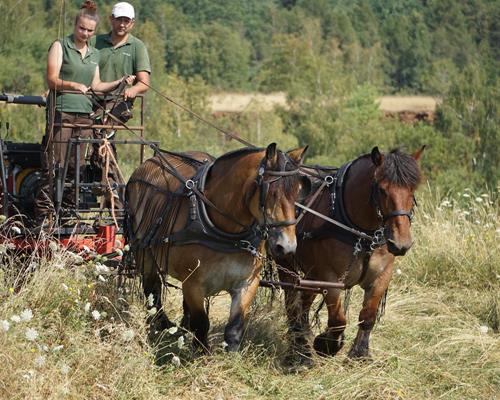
[254,154,303,238]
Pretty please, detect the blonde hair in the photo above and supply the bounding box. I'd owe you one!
[75,0,99,24]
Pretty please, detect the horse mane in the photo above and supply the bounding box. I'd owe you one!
[213,146,263,164]
[374,148,422,189]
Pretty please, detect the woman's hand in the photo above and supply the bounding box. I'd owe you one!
[74,83,90,94]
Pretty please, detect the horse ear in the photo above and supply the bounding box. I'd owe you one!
[413,145,426,162]
[287,145,309,164]
[371,146,384,166]
[265,143,278,165]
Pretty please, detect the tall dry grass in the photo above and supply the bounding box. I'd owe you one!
[0,186,498,399]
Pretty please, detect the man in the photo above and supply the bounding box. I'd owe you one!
[91,2,151,209]
[93,2,150,100]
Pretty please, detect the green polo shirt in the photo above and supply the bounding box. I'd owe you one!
[91,33,151,82]
[54,34,99,113]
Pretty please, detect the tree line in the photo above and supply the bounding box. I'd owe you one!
[0,0,498,193]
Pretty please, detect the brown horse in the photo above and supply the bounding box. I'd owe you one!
[125,143,308,351]
[279,146,424,366]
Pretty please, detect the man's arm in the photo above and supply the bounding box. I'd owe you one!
[124,70,149,99]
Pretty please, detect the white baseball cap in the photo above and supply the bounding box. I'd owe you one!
[112,2,135,19]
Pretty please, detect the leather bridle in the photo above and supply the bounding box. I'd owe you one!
[370,182,416,224]
[254,154,301,239]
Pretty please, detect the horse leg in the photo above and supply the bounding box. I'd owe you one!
[182,283,210,351]
[141,248,174,331]
[224,277,260,352]
[348,261,393,359]
[180,299,191,330]
[313,289,346,356]
[283,287,316,366]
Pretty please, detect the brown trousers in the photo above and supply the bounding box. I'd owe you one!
[34,111,93,222]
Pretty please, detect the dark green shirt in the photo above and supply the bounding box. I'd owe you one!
[54,34,99,113]
[92,33,151,82]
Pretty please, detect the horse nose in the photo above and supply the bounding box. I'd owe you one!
[269,233,297,257]
[387,238,412,256]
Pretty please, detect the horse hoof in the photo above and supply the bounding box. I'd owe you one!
[313,333,344,356]
[347,346,371,360]
[282,351,314,372]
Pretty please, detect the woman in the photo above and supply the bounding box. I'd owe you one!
[35,0,134,228]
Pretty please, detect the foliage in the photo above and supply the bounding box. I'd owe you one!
[0,0,498,191]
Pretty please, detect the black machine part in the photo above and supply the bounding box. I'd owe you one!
[0,94,46,106]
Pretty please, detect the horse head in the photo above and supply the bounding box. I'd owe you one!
[370,146,425,256]
[247,143,309,258]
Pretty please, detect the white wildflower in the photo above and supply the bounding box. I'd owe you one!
[84,302,91,313]
[20,309,33,322]
[147,307,157,317]
[73,255,84,264]
[313,384,325,392]
[52,345,64,352]
[177,335,185,349]
[39,344,49,352]
[49,241,58,252]
[25,327,39,341]
[221,341,228,349]
[462,193,470,198]
[1,320,10,332]
[480,193,489,198]
[34,355,46,367]
[479,325,488,334]
[475,197,483,203]
[147,293,155,307]
[61,384,70,395]
[61,283,69,291]
[12,226,22,235]
[60,363,70,375]
[122,329,135,342]
[11,315,21,323]
[82,245,91,252]
[167,326,178,335]
[98,275,107,282]
[22,369,35,380]
[171,355,181,367]
[395,268,402,275]
[91,310,101,320]
[95,263,110,274]
[462,211,470,216]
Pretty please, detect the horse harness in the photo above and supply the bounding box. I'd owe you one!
[127,149,300,255]
[297,160,416,287]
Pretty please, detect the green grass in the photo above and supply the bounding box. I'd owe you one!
[0,187,498,399]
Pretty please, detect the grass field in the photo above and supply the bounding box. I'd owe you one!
[0,187,498,400]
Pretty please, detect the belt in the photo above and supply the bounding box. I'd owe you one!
[56,111,92,118]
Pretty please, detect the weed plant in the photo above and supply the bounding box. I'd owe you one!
[0,186,498,399]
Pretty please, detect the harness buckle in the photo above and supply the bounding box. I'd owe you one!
[185,179,195,190]
[324,175,334,186]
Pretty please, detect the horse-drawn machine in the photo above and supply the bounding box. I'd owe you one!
[0,89,424,364]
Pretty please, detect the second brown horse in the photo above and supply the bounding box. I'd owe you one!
[279,146,424,366]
